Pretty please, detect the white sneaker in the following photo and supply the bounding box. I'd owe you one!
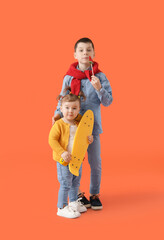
[69,199,87,213]
[57,205,81,218]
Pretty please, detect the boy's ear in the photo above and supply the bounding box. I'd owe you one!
[74,52,77,59]
[60,106,63,113]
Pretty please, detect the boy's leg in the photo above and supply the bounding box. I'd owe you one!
[87,134,101,195]
[56,162,73,208]
[87,135,103,209]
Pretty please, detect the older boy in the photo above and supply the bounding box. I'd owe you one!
[52,38,113,210]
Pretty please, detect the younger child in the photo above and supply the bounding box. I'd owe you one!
[49,88,93,218]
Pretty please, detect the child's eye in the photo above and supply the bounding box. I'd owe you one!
[87,49,91,51]
[66,107,69,109]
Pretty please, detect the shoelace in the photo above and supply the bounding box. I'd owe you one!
[91,194,100,200]
[78,192,85,198]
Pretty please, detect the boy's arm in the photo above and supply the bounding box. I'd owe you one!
[94,72,113,107]
[52,114,61,125]
[48,122,65,157]
[54,75,72,118]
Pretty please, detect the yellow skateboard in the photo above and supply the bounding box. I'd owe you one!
[59,110,94,176]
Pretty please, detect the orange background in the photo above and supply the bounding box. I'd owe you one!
[0,0,164,239]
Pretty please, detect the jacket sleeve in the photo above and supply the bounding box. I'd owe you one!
[48,122,65,157]
[95,72,113,107]
[54,75,73,117]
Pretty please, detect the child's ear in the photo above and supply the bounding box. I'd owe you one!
[60,106,63,113]
[74,52,77,59]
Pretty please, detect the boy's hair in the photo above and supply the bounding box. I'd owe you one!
[74,37,94,51]
[57,86,86,105]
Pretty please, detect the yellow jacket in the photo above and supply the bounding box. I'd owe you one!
[48,115,82,162]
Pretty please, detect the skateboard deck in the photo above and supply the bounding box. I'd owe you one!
[59,110,94,176]
[69,109,94,176]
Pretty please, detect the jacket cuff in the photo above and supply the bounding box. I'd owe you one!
[96,87,105,97]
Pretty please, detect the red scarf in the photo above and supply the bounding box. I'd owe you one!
[65,62,101,95]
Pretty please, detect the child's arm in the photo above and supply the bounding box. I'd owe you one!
[88,135,94,144]
[61,151,72,163]
[91,75,102,91]
[53,75,73,119]
[48,122,65,157]
[52,114,61,125]
[91,72,113,107]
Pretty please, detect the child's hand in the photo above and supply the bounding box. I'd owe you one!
[88,135,94,144]
[91,75,102,91]
[61,151,72,163]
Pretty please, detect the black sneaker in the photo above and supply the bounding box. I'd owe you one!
[90,194,103,210]
[78,192,91,208]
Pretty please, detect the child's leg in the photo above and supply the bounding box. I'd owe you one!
[68,165,87,213]
[78,188,82,194]
[56,162,73,208]
[87,134,101,195]
[69,165,82,202]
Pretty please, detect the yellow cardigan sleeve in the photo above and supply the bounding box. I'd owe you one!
[48,122,65,157]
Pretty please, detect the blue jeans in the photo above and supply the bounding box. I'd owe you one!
[87,134,101,194]
[57,162,82,208]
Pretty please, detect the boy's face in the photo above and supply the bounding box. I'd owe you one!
[60,100,80,122]
[74,42,95,65]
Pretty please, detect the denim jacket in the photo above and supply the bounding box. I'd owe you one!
[54,69,113,135]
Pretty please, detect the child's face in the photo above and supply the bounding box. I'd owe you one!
[60,100,80,122]
[74,42,95,65]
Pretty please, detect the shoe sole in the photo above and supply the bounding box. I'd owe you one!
[91,206,103,210]
[84,203,91,208]
[57,212,81,218]
[79,208,87,213]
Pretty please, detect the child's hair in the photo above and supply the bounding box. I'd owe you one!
[74,37,94,51]
[57,86,86,105]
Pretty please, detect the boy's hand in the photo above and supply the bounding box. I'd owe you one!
[52,114,61,125]
[61,151,72,163]
[91,75,102,91]
[88,135,94,144]
[52,116,55,125]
